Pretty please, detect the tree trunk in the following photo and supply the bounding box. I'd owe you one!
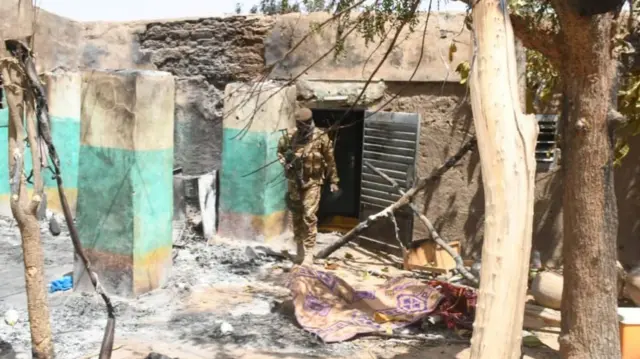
[468,1,538,358]
[2,58,54,359]
[556,9,621,359]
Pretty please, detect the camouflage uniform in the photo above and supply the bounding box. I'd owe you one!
[277,116,339,264]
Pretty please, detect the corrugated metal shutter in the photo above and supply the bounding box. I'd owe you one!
[358,111,420,255]
[535,114,559,171]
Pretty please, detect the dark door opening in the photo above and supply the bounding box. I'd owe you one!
[311,109,364,227]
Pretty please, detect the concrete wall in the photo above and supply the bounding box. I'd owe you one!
[265,12,470,83]
[75,70,175,297]
[218,82,296,242]
[0,72,82,217]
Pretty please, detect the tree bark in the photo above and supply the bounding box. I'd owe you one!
[554,6,621,359]
[468,1,538,358]
[1,58,54,359]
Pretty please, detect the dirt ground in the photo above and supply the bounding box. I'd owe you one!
[0,215,560,359]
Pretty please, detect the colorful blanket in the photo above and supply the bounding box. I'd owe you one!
[287,265,444,343]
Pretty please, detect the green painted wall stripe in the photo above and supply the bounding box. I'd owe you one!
[0,108,7,195]
[219,128,287,216]
[132,148,174,257]
[0,111,80,194]
[76,145,173,256]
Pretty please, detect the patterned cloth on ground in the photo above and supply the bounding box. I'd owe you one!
[287,265,444,343]
[427,280,477,330]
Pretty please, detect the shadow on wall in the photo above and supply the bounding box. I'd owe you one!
[461,149,484,258]
[616,133,640,268]
[532,171,563,267]
[174,77,224,175]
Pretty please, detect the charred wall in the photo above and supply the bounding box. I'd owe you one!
[137,16,274,175]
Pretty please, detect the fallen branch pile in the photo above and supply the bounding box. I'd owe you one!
[364,160,478,286]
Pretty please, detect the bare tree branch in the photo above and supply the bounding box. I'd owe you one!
[24,93,43,215]
[316,136,477,259]
[363,160,479,286]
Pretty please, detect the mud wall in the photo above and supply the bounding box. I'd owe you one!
[0,72,82,217]
[375,83,564,264]
[0,0,33,46]
[137,16,274,176]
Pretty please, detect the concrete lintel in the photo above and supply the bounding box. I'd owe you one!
[295,79,386,107]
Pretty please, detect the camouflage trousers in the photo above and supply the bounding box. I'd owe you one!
[287,183,321,249]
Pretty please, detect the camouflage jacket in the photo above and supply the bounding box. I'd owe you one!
[276,127,340,188]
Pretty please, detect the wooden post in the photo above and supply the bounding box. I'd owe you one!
[468,1,538,358]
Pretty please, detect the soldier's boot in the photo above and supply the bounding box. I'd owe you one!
[301,247,314,266]
[292,241,305,265]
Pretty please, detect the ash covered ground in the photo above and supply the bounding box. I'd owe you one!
[0,216,358,358]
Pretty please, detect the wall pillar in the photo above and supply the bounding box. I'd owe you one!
[74,70,175,297]
[218,82,295,243]
[0,71,82,217]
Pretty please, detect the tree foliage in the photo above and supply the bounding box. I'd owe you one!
[451,0,640,164]
[518,0,639,165]
[244,0,329,14]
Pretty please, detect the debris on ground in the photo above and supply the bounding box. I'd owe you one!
[145,353,176,359]
[48,216,61,237]
[48,275,73,294]
[0,216,561,358]
[3,311,18,327]
[0,339,16,359]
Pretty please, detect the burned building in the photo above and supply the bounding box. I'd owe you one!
[1,3,640,275]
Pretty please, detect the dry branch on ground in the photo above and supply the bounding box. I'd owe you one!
[316,137,477,260]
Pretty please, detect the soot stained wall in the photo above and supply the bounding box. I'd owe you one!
[137,16,274,175]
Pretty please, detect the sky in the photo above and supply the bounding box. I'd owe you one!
[37,0,468,22]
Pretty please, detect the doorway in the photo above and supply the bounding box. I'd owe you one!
[311,109,364,230]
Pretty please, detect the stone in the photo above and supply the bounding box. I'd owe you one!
[198,170,217,240]
[49,216,61,237]
[3,309,18,326]
[219,321,234,335]
[145,353,175,359]
[74,70,175,297]
[530,271,563,310]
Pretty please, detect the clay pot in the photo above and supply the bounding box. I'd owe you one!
[530,271,563,310]
[625,269,640,306]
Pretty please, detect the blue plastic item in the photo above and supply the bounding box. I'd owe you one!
[48,275,73,293]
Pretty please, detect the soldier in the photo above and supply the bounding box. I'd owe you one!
[277,106,340,265]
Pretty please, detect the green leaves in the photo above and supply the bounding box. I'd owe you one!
[615,74,640,165]
[455,61,470,85]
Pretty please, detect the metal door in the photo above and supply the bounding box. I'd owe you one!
[358,111,421,255]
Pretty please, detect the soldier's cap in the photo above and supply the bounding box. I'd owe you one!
[295,107,313,122]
